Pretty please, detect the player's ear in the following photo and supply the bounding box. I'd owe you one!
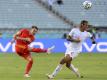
[81,23,84,26]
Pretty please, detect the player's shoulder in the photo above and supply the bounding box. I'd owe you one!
[71,27,79,32]
[84,31,92,37]
[72,27,79,30]
[84,31,90,34]
[20,28,29,33]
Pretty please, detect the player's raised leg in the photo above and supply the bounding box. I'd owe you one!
[30,48,47,53]
[29,45,55,54]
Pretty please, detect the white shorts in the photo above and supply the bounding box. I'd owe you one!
[65,48,80,59]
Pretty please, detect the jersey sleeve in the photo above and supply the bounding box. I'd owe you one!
[87,32,92,38]
[20,29,30,37]
[68,28,75,36]
[20,29,27,33]
[27,35,35,44]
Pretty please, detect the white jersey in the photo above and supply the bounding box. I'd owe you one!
[68,28,92,52]
[47,0,56,5]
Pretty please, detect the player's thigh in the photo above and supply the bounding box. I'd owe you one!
[65,54,72,61]
[15,45,27,55]
[22,51,32,61]
[21,47,32,60]
[16,48,32,61]
[65,49,73,61]
[65,48,72,58]
[60,54,71,64]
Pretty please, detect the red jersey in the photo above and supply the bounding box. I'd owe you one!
[16,29,35,46]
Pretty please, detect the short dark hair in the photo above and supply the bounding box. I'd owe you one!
[32,25,38,30]
[81,20,88,25]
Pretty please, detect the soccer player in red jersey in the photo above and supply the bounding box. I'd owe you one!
[11,26,54,77]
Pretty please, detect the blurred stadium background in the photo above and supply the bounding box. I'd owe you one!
[0,0,107,38]
[0,0,107,80]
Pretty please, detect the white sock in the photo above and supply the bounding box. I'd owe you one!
[70,64,75,71]
[69,64,80,77]
[51,64,63,77]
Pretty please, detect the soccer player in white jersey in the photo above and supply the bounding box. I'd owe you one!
[47,20,96,79]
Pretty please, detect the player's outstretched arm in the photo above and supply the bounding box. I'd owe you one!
[10,31,21,44]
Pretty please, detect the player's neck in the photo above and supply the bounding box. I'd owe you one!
[79,28,84,32]
[29,30,33,35]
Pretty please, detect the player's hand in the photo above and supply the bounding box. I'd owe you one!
[10,39,15,44]
[25,38,31,42]
[75,38,81,43]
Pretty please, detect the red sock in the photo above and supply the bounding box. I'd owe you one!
[25,60,33,74]
[31,48,47,53]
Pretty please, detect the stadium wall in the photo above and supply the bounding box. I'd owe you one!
[0,38,107,53]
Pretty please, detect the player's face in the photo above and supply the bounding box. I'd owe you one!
[81,23,88,31]
[31,28,38,35]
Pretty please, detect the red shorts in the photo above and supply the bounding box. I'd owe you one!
[15,44,30,58]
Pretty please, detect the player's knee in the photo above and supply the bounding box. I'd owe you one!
[31,59,33,64]
[60,58,65,64]
[29,59,33,64]
[65,54,71,59]
[60,61,64,64]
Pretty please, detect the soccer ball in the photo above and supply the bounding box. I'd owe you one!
[83,1,92,10]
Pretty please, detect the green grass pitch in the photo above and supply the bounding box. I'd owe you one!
[0,53,107,80]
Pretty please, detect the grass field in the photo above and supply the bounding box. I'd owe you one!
[0,53,107,80]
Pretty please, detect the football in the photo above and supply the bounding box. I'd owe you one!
[83,1,92,10]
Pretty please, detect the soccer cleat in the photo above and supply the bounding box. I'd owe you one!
[47,45,55,54]
[46,74,54,79]
[24,74,31,78]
